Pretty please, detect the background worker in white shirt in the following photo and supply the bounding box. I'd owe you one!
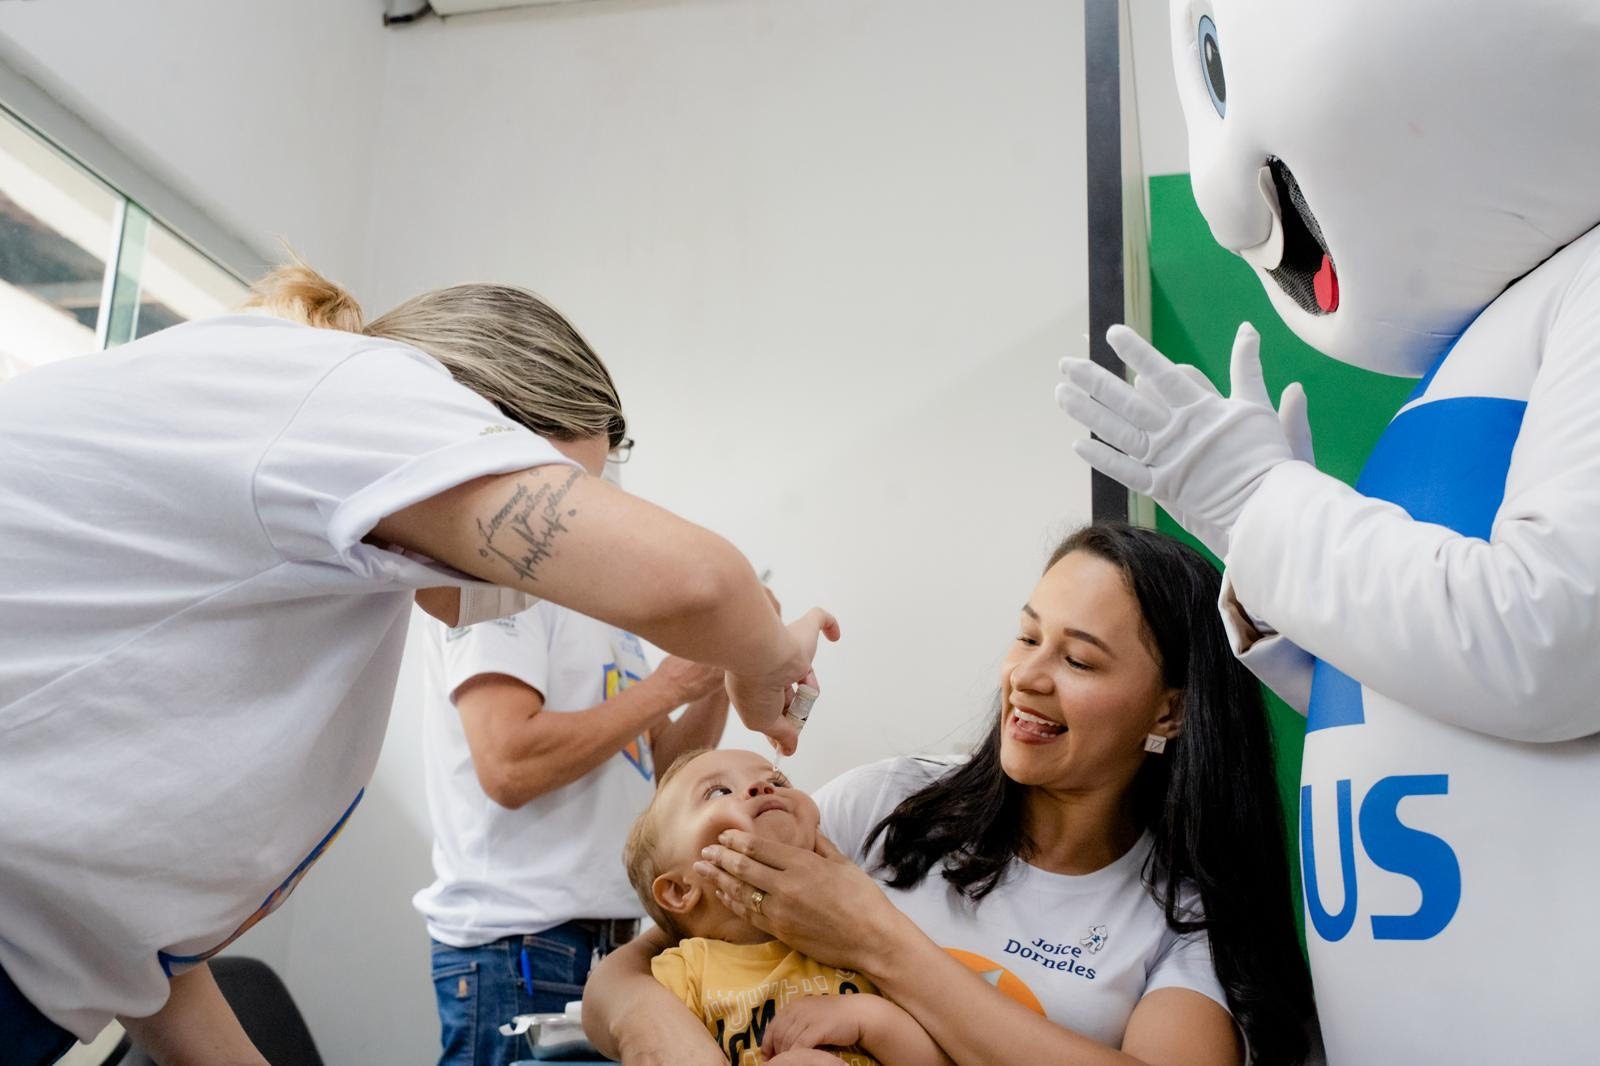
[0,260,836,1066]
[418,575,731,1066]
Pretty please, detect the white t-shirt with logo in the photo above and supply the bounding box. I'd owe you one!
[815,756,1229,1050]
[0,315,573,1039]
[414,602,656,946]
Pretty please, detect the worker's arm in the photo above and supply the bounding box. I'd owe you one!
[374,466,836,748]
[650,677,731,772]
[118,965,266,1066]
[457,655,722,807]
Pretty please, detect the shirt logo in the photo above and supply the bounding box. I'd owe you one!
[1080,924,1109,955]
[604,659,652,781]
[1003,936,1098,981]
[944,948,1046,1014]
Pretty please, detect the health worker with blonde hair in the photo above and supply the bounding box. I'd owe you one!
[0,260,837,1066]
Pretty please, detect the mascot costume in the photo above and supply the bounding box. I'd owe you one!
[1057,2,1600,1061]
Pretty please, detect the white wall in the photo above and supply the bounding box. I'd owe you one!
[363,0,1092,779]
[1129,0,1189,178]
[340,4,1096,1059]
[0,1,1205,1062]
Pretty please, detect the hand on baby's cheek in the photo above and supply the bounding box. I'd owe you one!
[661,749,821,896]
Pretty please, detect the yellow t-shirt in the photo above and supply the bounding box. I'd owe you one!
[652,937,881,1066]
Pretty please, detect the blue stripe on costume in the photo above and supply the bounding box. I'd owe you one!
[1305,391,1527,732]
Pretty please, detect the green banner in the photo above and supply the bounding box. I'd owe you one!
[1147,173,1415,940]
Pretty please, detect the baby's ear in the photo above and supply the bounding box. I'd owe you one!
[653,871,702,917]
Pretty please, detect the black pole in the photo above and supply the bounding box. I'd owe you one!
[1084,0,1129,522]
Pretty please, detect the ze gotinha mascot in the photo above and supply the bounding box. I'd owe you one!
[1059,2,1600,1062]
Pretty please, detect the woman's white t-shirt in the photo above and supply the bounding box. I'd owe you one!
[0,315,574,1039]
[815,756,1230,1050]
[413,601,655,946]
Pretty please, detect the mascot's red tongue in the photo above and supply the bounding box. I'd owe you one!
[1315,254,1340,312]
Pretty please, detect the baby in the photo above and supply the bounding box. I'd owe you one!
[623,748,948,1066]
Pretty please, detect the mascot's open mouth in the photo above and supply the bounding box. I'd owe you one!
[1264,157,1339,315]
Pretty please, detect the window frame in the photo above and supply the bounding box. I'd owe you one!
[0,49,268,342]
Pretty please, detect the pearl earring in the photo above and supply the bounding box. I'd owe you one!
[1143,733,1167,754]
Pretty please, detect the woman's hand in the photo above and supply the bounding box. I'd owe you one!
[693,830,910,973]
[724,608,840,755]
[581,928,723,1066]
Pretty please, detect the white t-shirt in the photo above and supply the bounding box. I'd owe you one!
[0,315,573,1039]
[413,602,655,946]
[815,757,1229,1050]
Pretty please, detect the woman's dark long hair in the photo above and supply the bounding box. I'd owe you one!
[864,522,1314,1063]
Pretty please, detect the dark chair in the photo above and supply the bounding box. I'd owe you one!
[102,956,323,1066]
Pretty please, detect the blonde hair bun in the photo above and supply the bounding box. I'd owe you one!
[244,259,365,333]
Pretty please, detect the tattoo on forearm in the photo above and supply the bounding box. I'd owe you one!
[475,468,582,583]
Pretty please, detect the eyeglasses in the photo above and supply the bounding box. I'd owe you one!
[608,437,635,464]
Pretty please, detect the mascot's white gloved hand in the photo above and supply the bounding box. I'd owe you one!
[1056,322,1310,558]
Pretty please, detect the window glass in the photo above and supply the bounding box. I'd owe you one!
[106,208,248,347]
[0,109,119,381]
[0,105,249,378]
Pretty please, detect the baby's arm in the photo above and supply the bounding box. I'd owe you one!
[852,995,953,1066]
[763,993,953,1066]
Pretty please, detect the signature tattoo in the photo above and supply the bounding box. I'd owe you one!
[475,467,582,583]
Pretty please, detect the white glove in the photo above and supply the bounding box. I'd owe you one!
[1158,362,1315,556]
[1056,322,1311,557]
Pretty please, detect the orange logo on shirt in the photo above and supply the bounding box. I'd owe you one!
[945,948,1046,1015]
[621,735,653,780]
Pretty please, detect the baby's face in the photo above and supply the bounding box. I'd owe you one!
[655,749,821,878]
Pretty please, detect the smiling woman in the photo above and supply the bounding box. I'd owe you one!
[999,549,1185,804]
[844,524,1314,1061]
[587,523,1316,1066]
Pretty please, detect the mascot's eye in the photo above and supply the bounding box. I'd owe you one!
[1198,15,1226,117]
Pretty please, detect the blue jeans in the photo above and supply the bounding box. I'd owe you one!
[431,919,635,1066]
[0,960,75,1066]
